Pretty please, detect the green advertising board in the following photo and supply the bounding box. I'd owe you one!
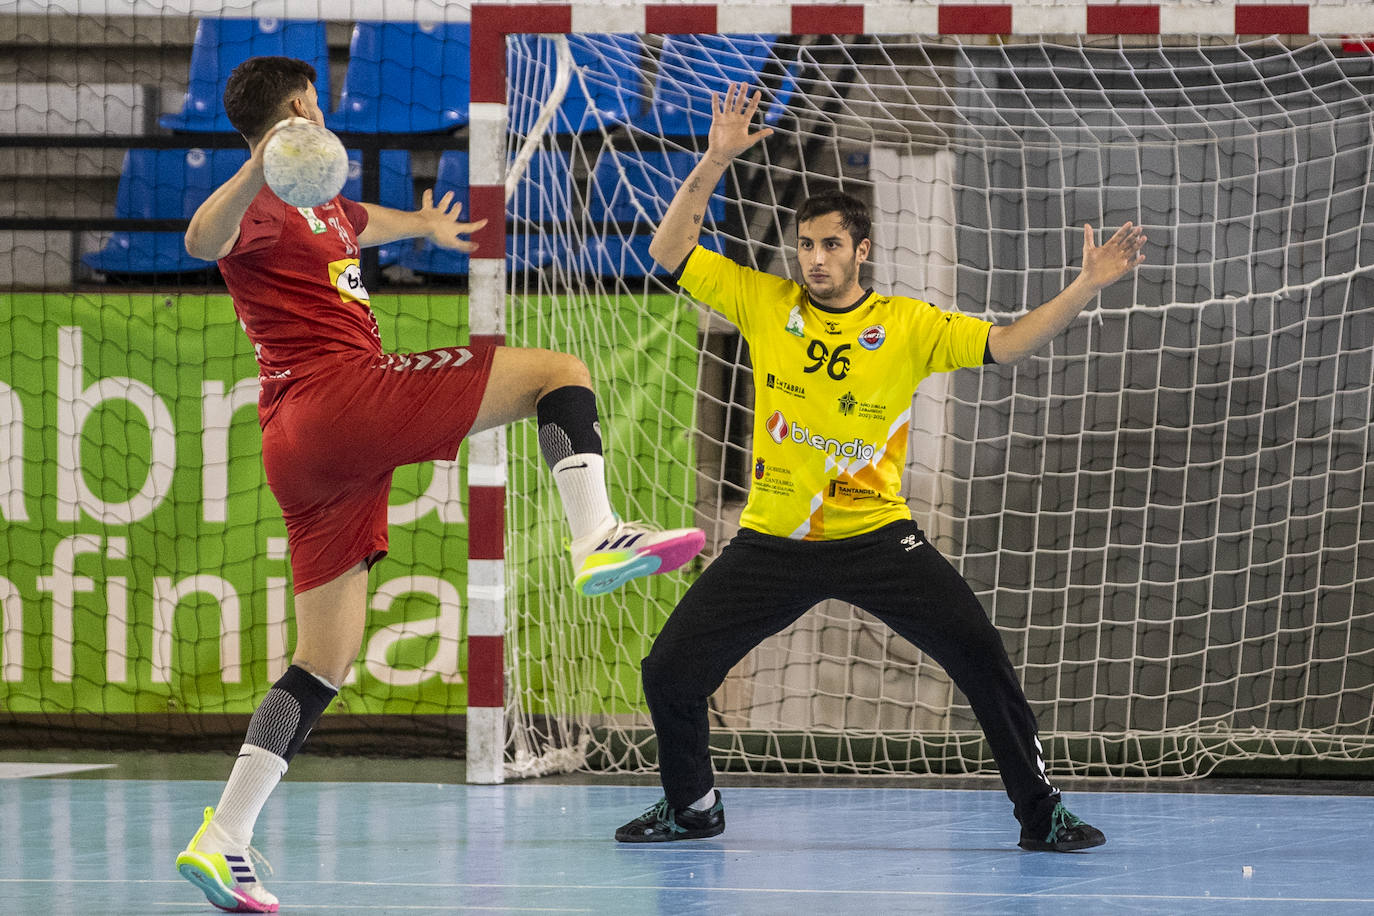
[0,291,698,725]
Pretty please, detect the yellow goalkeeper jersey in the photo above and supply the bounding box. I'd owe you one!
[679,245,993,540]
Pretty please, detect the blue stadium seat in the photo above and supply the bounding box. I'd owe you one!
[507,150,573,225]
[430,149,470,205]
[398,234,570,277]
[404,151,574,276]
[341,149,415,265]
[403,235,570,277]
[580,232,723,278]
[162,18,330,133]
[357,233,571,276]
[401,150,469,275]
[508,34,645,135]
[327,22,469,134]
[589,150,727,226]
[83,147,249,275]
[510,232,568,273]
[634,35,792,137]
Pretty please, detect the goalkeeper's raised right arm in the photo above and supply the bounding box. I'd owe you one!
[648,82,773,274]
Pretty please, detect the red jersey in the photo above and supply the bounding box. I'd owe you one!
[212,188,498,594]
[218,190,383,385]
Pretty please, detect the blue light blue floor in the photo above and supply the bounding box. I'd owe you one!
[3,778,1372,914]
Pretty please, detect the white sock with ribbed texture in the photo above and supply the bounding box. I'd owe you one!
[207,744,287,849]
[551,453,615,542]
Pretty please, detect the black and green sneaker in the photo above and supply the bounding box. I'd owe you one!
[615,791,725,843]
[1018,801,1106,852]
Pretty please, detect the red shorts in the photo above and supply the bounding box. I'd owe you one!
[259,344,496,593]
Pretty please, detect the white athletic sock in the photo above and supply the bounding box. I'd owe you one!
[551,453,616,542]
[209,743,288,848]
[687,789,717,812]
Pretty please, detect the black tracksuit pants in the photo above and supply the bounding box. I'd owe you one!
[641,518,1061,831]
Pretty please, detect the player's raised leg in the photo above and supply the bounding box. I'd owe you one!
[470,347,705,595]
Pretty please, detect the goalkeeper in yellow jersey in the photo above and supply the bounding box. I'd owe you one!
[615,83,1146,852]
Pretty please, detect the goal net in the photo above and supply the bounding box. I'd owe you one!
[502,31,1374,779]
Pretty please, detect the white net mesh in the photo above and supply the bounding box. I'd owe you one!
[503,32,1374,779]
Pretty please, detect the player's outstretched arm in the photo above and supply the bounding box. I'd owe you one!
[648,82,773,273]
[987,222,1147,365]
[356,189,487,250]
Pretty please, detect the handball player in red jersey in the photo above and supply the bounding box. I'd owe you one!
[172,57,704,913]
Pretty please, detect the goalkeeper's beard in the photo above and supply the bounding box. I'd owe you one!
[803,263,859,306]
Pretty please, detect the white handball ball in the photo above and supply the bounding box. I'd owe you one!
[262,117,348,208]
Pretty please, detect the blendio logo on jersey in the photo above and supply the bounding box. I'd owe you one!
[766,410,877,461]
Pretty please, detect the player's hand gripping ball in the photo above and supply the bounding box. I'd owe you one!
[262,117,348,208]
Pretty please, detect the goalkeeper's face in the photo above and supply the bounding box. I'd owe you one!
[797,212,871,306]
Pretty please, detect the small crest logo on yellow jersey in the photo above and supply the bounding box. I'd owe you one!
[859,324,886,350]
[785,306,805,338]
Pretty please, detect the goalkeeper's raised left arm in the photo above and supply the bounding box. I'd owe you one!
[649,82,772,274]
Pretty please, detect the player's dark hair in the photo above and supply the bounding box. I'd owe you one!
[223,56,317,141]
[797,191,872,247]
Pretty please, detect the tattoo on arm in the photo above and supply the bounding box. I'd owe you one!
[692,214,701,225]
[687,178,701,194]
